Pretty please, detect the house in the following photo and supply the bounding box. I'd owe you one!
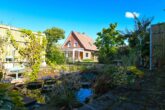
[62,31,98,63]
[0,24,46,70]
[150,23,165,68]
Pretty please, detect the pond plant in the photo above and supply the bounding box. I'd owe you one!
[93,64,144,95]
[0,84,25,110]
[43,74,82,109]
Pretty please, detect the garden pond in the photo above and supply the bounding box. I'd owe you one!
[17,72,97,110]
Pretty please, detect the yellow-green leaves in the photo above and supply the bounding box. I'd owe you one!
[8,29,47,81]
[127,66,144,77]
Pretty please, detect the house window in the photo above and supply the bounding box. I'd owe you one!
[6,57,13,62]
[86,53,89,57]
[67,42,71,47]
[74,42,78,47]
[66,52,69,58]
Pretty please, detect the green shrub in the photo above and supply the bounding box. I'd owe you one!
[26,89,45,103]
[50,90,80,109]
[0,71,3,81]
[121,50,138,67]
[61,65,70,71]
[69,65,78,72]
[102,65,118,74]
[49,74,81,109]
[46,46,66,64]
[93,74,114,95]
[60,74,81,90]
[82,59,94,62]
[112,72,128,86]
[93,65,121,95]
[127,66,144,77]
[112,72,136,86]
[0,84,25,110]
[71,65,89,72]
[93,65,137,95]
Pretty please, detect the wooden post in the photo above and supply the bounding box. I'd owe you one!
[72,49,75,63]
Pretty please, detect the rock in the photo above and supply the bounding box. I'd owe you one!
[23,96,36,106]
[78,92,117,110]
[121,103,143,110]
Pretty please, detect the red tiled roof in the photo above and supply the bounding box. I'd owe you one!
[72,31,98,51]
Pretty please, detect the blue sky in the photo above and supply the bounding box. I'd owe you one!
[0,0,164,44]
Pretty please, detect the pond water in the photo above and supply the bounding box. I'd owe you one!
[80,72,96,81]
[24,72,96,109]
[76,88,93,103]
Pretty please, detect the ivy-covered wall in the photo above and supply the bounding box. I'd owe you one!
[0,24,46,63]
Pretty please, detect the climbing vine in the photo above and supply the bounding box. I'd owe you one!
[7,29,47,81]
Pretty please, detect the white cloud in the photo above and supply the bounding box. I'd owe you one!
[125,12,140,18]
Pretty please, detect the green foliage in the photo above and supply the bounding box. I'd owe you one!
[121,49,138,67]
[93,65,119,94]
[50,89,78,109]
[0,37,5,53]
[0,70,3,81]
[8,29,47,81]
[112,72,128,86]
[30,62,41,81]
[95,23,125,63]
[0,84,25,110]
[60,65,70,71]
[112,72,135,86]
[82,59,94,62]
[127,66,144,77]
[49,74,81,109]
[68,65,78,72]
[44,27,65,64]
[0,37,3,47]
[103,65,118,74]
[44,27,65,47]
[60,73,81,90]
[125,16,153,66]
[26,89,45,103]
[50,64,88,73]
[93,65,138,95]
[46,46,65,64]
[93,73,114,95]
[116,46,131,58]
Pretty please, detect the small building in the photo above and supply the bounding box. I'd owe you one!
[0,24,46,70]
[62,31,98,63]
[151,23,165,67]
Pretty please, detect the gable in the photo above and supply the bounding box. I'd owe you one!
[62,31,98,51]
[73,32,98,51]
[63,32,84,48]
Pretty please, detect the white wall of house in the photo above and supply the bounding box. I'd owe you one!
[83,51,91,59]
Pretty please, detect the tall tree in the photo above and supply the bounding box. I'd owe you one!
[95,23,125,63]
[125,15,153,66]
[44,27,65,64]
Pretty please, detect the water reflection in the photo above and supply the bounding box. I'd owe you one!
[76,88,93,103]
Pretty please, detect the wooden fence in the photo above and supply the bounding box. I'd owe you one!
[152,23,165,66]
